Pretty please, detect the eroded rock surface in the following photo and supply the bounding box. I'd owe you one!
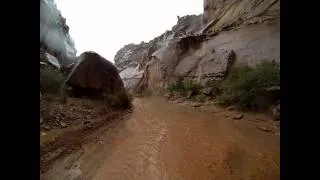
[114,0,280,93]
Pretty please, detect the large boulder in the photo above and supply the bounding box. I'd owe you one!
[64,51,129,108]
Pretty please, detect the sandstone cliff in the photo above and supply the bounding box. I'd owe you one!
[114,0,280,93]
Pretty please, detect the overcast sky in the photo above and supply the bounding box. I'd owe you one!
[55,0,202,62]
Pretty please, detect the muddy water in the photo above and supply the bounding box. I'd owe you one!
[43,97,280,180]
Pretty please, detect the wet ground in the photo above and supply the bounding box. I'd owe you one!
[42,97,280,180]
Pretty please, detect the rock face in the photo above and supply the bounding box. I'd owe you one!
[115,15,203,93]
[40,52,61,69]
[114,0,280,93]
[202,0,279,33]
[40,0,77,68]
[64,51,129,108]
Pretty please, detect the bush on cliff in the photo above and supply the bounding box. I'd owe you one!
[216,61,280,110]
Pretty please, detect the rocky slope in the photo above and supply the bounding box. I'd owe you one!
[40,0,77,68]
[114,0,280,93]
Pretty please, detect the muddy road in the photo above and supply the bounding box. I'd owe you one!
[42,97,280,180]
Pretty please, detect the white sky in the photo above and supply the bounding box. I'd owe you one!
[55,0,203,62]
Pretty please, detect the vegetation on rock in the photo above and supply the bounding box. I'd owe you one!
[167,79,203,95]
[216,61,280,110]
[190,94,207,102]
[166,61,280,111]
[40,66,65,94]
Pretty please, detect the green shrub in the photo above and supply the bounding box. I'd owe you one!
[217,61,280,110]
[167,80,185,93]
[167,79,202,95]
[183,79,203,94]
[205,79,222,96]
[40,67,65,94]
[191,94,206,102]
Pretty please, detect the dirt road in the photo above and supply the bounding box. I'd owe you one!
[42,97,280,180]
